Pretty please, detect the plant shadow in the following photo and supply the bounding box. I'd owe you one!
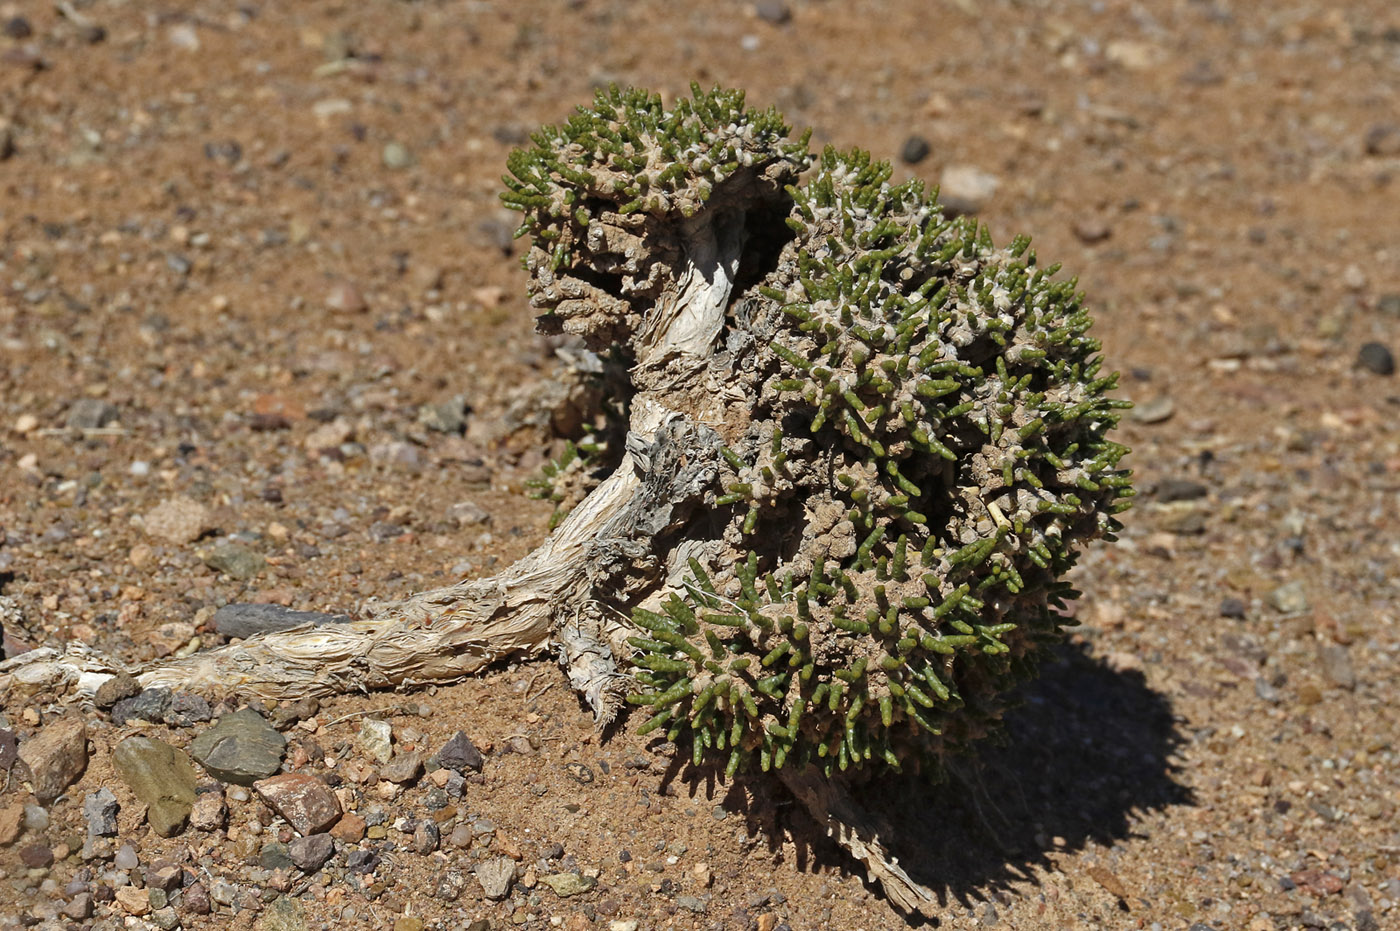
[671,639,1191,923]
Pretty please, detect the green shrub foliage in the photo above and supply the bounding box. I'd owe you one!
[504,85,1132,778]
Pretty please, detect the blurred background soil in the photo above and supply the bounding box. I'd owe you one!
[1,1,1398,930]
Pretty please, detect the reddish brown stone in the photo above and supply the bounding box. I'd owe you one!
[0,804,22,845]
[253,774,341,836]
[330,811,366,843]
[17,715,88,804]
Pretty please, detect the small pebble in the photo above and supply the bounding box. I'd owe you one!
[939,164,1000,215]
[17,714,88,803]
[325,280,367,313]
[1317,644,1356,690]
[1132,397,1175,424]
[18,842,53,868]
[2,16,32,39]
[254,773,343,835]
[142,496,211,544]
[1218,598,1246,620]
[383,141,413,170]
[83,789,119,837]
[189,789,226,831]
[414,820,440,854]
[753,1,791,25]
[1364,123,1400,157]
[359,718,394,765]
[202,542,265,580]
[114,844,139,871]
[1267,580,1308,615]
[1072,218,1113,244]
[383,750,424,784]
[1357,342,1395,376]
[435,731,485,773]
[65,398,118,430]
[900,135,931,164]
[1254,677,1283,704]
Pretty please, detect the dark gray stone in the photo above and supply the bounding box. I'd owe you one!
[166,692,212,727]
[213,603,351,640]
[434,731,483,773]
[900,135,931,164]
[190,708,286,785]
[111,688,172,726]
[1155,478,1209,502]
[1219,598,1247,619]
[753,1,791,25]
[1358,342,1395,376]
[346,849,381,874]
[2,16,32,38]
[260,841,294,870]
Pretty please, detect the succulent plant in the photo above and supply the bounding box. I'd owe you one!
[504,84,1133,779]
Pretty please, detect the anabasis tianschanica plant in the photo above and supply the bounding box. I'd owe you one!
[503,84,1132,779]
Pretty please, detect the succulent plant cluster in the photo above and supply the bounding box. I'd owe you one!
[503,85,1132,778]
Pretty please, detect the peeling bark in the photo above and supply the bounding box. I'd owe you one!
[779,766,939,916]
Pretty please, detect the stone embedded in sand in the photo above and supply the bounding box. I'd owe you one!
[381,751,423,785]
[474,857,517,900]
[114,885,151,916]
[357,718,393,765]
[288,832,335,872]
[255,895,306,931]
[83,788,120,837]
[142,496,212,544]
[541,872,597,897]
[112,736,198,838]
[330,811,366,842]
[434,731,484,773]
[253,773,341,836]
[202,542,265,580]
[938,164,1000,214]
[190,708,286,785]
[18,714,87,804]
[189,790,227,831]
[0,804,23,845]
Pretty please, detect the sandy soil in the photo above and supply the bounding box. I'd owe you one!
[1,1,1399,930]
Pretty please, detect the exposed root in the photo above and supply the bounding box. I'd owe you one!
[779,766,939,916]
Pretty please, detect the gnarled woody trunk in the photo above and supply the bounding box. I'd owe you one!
[0,202,752,714]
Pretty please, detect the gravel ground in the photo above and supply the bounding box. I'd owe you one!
[2,1,1399,930]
